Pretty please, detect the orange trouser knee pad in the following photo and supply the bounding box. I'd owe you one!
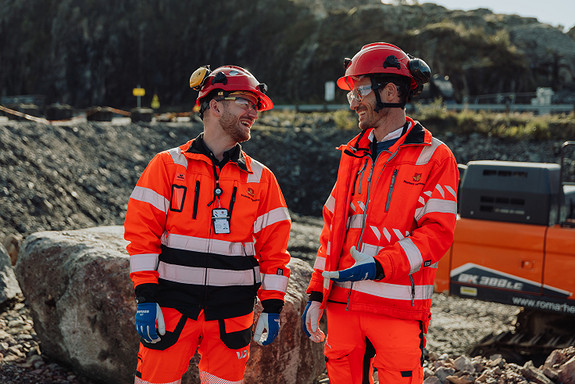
[324,302,425,384]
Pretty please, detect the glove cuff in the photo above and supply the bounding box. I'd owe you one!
[134,283,158,303]
[309,291,323,302]
[262,299,284,314]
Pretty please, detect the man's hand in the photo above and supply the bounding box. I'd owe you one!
[322,246,377,282]
[135,302,165,343]
[253,312,280,346]
[302,301,325,343]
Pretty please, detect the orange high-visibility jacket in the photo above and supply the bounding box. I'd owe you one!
[125,135,291,320]
[307,118,458,330]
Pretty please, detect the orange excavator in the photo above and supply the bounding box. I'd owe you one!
[435,141,575,364]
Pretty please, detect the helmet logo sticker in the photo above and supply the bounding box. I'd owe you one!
[383,55,401,70]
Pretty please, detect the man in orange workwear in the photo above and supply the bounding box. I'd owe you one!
[125,65,291,384]
[302,43,459,383]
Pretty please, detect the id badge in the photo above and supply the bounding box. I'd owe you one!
[212,208,230,234]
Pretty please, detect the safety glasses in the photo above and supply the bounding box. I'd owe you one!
[217,96,258,112]
[346,84,374,105]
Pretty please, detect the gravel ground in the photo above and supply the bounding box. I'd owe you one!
[0,291,518,384]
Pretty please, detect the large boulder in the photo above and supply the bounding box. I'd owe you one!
[0,242,21,305]
[15,226,324,384]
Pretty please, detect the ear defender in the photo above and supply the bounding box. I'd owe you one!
[189,66,211,90]
[408,58,431,86]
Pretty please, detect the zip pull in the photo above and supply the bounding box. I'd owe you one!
[409,275,415,306]
[346,282,354,311]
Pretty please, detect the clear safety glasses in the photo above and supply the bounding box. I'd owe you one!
[217,96,258,112]
[346,84,374,105]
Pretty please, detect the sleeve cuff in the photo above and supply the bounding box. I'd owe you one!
[374,260,385,281]
[262,299,284,314]
[309,291,323,302]
[134,283,159,303]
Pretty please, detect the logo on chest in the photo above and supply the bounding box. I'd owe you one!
[403,172,425,186]
[241,187,260,202]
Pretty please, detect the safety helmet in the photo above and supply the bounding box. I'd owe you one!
[190,65,273,112]
[337,42,431,97]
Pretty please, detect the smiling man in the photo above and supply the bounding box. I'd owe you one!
[302,43,459,384]
[124,65,291,384]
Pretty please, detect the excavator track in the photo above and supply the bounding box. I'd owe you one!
[468,308,575,365]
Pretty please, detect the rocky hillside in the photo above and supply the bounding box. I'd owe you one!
[0,112,570,242]
[1,0,575,109]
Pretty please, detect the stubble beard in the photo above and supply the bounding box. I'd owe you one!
[220,109,250,143]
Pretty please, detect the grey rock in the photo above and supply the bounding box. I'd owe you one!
[0,242,22,305]
[14,226,324,384]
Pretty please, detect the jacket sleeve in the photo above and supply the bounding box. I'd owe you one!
[375,144,459,280]
[306,183,336,294]
[253,168,292,304]
[124,153,171,299]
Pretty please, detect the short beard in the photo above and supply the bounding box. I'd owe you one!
[220,108,250,143]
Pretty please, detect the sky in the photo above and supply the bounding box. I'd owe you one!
[420,1,575,31]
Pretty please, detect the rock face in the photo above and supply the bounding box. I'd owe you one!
[0,243,21,305]
[14,226,324,384]
[1,117,570,242]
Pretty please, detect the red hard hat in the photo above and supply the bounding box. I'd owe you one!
[337,42,430,93]
[191,65,273,111]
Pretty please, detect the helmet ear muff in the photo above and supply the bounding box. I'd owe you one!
[189,66,211,90]
[408,57,431,87]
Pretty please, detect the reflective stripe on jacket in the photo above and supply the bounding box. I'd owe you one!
[125,136,291,321]
[307,118,458,329]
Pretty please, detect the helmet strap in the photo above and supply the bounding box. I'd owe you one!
[370,77,405,112]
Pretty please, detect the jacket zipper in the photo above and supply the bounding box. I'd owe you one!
[192,180,200,219]
[347,148,400,310]
[356,158,368,195]
[228,186,237,224]
[385,169,398,212]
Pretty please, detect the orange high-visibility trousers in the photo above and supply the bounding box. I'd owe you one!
[324,302,425,384]
[135,308,254,384]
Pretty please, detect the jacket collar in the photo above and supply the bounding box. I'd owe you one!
[186,133,248,172]
[345,117,430,157]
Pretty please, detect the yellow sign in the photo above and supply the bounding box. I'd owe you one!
[151,94,160,109]
[133,88,145,97]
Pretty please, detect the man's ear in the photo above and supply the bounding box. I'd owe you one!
[383,82,398,100]
[209,98,221,114]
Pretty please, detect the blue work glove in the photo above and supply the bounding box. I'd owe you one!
[302,301,325,343]
[322,246,377,282]
[135,302,165,343]
[253,312,280,346]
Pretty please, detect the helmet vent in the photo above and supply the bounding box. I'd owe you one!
[383,55,401,70]
[211,72,228,85]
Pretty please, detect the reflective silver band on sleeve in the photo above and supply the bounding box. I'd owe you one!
[261,273,289,293]
[253,207,290,234]
[130,253,160,273]
[130,186,169,213]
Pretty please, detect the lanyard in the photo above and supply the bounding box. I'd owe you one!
[206,161,237,215]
